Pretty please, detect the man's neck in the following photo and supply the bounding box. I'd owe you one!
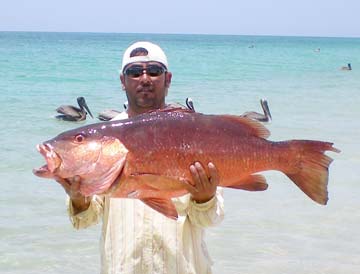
[127,104,166,118]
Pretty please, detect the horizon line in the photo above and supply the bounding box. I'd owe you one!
[1,30,359,39]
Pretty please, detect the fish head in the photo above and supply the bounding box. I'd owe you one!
[33,124,128,196]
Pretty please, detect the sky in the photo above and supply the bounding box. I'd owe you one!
[1,0,360,37]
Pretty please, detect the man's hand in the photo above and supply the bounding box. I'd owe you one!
[189,162,219,203]
[55,175,91,214]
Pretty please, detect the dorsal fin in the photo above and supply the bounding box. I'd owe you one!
[219,115,270,139]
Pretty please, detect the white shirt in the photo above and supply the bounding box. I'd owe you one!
[67,111,225,274]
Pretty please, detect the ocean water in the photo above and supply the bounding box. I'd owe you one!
[0,32,359,274]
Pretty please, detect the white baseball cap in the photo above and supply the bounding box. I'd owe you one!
[121,41,168,72]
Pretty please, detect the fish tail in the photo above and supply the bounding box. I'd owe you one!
[283,140,340,205]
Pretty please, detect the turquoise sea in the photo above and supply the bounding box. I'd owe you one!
[1,32,359,274]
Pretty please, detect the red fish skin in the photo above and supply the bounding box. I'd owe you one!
[33,108,339,218]
[108,110,338,206]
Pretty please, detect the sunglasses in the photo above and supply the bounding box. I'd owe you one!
[124,64,167,78]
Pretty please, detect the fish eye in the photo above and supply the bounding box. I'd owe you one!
[74,134,85,143]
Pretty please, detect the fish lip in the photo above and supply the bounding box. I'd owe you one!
[36,143,62,173]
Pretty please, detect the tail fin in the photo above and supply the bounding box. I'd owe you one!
[284,140,340,205]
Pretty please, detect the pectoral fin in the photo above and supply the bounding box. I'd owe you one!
[227,174,268,191]
[141,197,178,220]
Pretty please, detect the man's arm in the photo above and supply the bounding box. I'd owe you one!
[187,162,225,227]
[56,176,104,229]
[56,176,91,214]
[189,162,218,203]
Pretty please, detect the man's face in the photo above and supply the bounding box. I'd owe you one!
[120,62,172,115]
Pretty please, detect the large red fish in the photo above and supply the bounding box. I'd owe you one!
[33,108,339,219]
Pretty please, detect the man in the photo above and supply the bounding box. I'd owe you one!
[56,41,224,274]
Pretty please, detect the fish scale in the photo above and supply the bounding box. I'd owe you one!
[33,108,340,219]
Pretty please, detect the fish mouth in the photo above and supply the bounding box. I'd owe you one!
[33,143,62,178]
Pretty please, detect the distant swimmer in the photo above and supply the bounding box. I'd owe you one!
[341,63,352,71]
[314,48,320,52]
